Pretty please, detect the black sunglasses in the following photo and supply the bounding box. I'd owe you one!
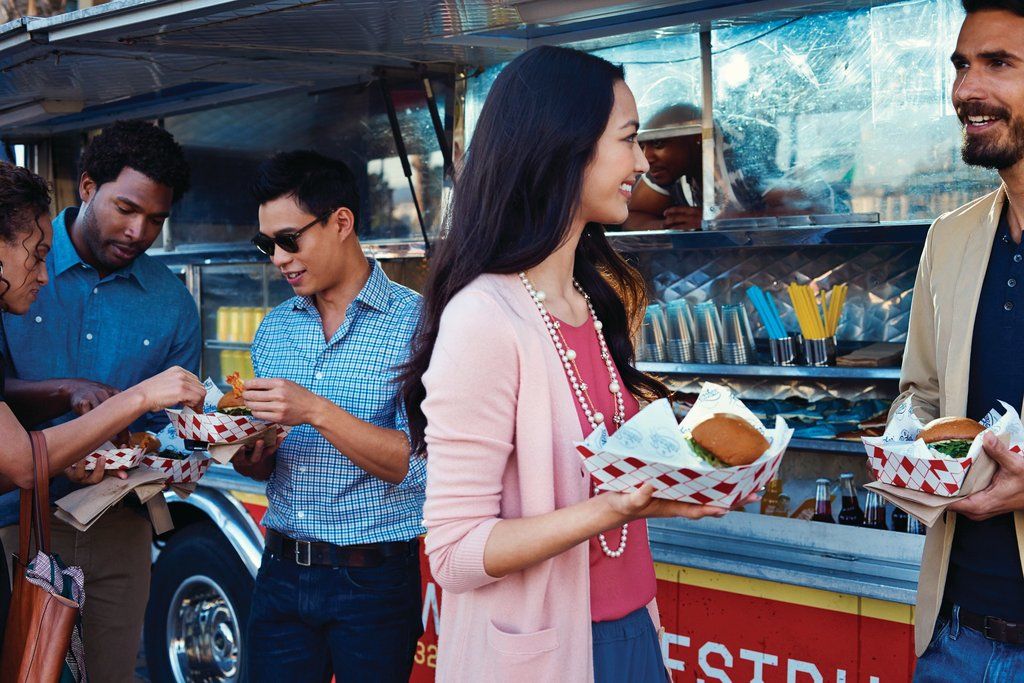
[251,207,336,256]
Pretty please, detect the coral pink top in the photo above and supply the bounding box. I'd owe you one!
[555,316,657,622]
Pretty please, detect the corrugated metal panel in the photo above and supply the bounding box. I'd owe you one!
[0,0,908,136]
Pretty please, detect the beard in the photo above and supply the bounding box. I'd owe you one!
[960,108,1024,170]
[77,202,138,272]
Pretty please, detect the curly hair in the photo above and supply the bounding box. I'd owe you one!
[0,160,50,243]
[0,160,50,308]
[80,120,191,202]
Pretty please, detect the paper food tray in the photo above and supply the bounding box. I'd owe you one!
[862,399,1024,496]
[576,383,793,507]
[83,442,145,470]
[141,452,212,484]
[166,406,284,444]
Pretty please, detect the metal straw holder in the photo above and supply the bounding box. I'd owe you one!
[769,336,799,366]
[802,336,837,367]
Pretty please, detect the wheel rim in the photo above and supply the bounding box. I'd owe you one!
[167,574,241,682]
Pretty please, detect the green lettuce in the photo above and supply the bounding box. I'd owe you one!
[686,438,725,468]
[929,439,972,459]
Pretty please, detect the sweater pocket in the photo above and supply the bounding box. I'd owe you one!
[486,620,559,656]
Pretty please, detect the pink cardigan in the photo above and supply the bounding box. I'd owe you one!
[421,273,660,682]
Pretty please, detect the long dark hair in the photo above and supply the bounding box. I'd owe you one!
[400,45,668,454]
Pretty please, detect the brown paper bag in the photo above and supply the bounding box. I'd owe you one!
[206,426,279,464]
[54,469,169,532]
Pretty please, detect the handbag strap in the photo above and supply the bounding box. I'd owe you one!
[17,431,52,563]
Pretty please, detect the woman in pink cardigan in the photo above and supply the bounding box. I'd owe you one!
[400,46,751,682]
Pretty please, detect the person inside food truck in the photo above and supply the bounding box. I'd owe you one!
[897,0,1024,679]
[625,103,835,230]
[0,159,205,655]
[0,120,201,683]
[624,104,704,231]
[230,150,424,682]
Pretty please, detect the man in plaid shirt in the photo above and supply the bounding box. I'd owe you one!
[231,150,425,682]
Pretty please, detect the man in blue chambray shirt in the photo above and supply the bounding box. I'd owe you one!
[230,151,424,682]
[0,121,198,683]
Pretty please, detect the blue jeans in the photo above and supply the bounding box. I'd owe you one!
[245,545,423,683]
[914,605,1024,682]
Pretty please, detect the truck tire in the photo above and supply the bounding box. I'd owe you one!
[145,521,254,683]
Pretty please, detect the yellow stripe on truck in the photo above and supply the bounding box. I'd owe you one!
[654,562,914,625]
[230,490,268,506]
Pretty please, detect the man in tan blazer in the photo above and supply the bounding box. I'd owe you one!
[896,0,1024,679]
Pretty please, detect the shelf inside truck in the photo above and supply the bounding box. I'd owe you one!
[636,361,901,381]
[606,222,930,252]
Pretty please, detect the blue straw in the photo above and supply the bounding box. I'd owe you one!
[746,286,784,339]
[765,291,787,339]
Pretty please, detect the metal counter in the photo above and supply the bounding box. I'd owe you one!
[649,513,923,605]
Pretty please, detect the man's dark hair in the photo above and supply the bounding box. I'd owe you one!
[79,120,191,202]
[0,161,50,242]
[962,0,1024,15]
[252,150,360,232]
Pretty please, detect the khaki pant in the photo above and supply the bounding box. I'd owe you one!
[1,505,152,683]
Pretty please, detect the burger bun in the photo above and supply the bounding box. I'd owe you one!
[217,393,246,411]
[691,413,770,467]
[919,417,984,444]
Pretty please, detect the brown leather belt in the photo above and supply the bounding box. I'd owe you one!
[265,529,417,568]
[953,606,1024,645]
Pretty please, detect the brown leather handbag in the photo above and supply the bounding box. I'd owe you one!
[1,431,85,683]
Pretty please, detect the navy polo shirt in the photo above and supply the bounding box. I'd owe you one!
[946,205,1024,620]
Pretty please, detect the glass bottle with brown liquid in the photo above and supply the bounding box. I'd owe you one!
[837,473,864,526]
[811,478,835,523]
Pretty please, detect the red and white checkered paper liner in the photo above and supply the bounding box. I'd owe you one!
[863,444,973,497]
[166,407,287,444]
[578,445,784,506]
[83,445,144,470]
[140,453,211,483]
[864,442,1022,497]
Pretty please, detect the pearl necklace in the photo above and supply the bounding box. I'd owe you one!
[519,272,629,558]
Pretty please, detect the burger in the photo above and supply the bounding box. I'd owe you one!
[687,413,770,467]
[126,432,161,454]
[919,416,984,459]
[217,372,251,417]
[217,392,252,417]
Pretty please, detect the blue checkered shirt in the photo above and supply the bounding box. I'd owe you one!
[251,259,425,545]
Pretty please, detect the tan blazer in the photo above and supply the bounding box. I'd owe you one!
[893,184,1024,655]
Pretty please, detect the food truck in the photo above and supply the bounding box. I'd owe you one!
[0,0,993,680]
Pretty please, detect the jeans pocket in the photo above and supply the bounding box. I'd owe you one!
[925,616,951,653]
[344,557,411,592]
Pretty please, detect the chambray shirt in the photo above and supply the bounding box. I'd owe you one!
[252,259,425,545]
[0,207,200,525]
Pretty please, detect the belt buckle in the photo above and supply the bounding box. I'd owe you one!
[984,617,1002,641]
[295,540,312,567]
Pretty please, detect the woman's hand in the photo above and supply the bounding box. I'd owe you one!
[601,483,757,524]
[129,367,207,413]
[64,456,128,485]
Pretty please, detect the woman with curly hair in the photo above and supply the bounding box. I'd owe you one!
[0,160,205,642]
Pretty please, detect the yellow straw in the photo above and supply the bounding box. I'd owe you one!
[788,283,830,339]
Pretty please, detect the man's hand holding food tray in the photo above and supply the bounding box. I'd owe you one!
[166,374,292,464]
[863,396,1024,527]
[577,383,793,507]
